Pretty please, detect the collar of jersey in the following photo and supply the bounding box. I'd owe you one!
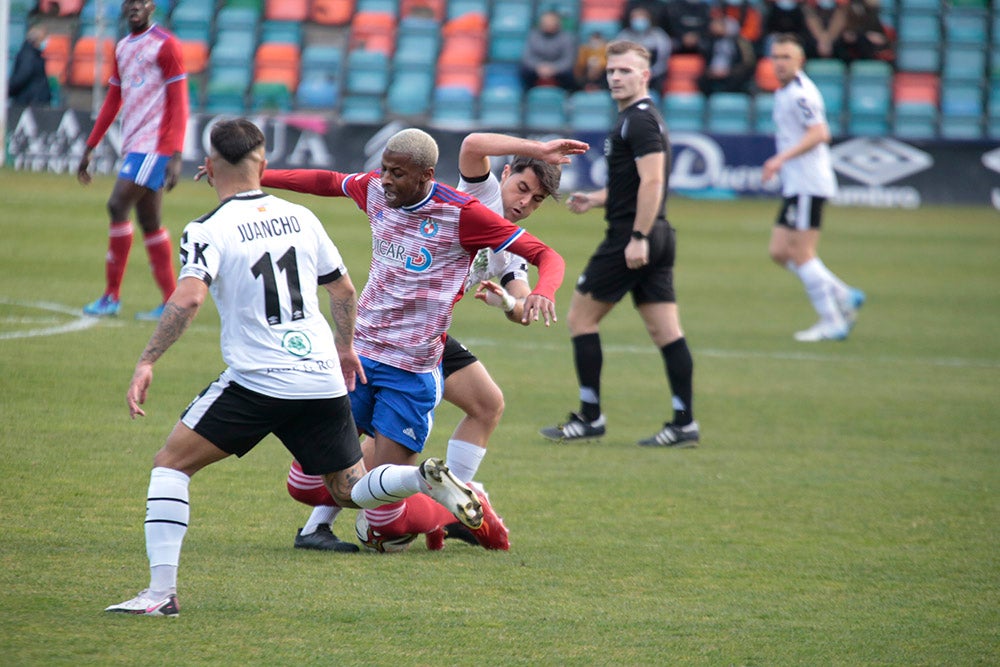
[400,182,437,212]
[232,189,266,200]
[127,24,155,42]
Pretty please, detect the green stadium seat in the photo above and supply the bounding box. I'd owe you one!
[662,92,705,132]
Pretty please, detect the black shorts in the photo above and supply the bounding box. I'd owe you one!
[441,335,478,379]
[576,221,676,305]
[775,194,826,231]
[180,375,362,476]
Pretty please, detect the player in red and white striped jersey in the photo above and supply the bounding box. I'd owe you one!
[77,0,188,321]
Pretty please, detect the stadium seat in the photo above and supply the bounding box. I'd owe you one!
[42,33,72,84]
[754,93,775,134]
[208,64,253,91]
[940,81,984,118]
[578,20,621,41]
[395,32,441,68]
[849,60,893,86]
[79,0,120,24]
[892,101,938,139]
[385,70,435,115]
[179,40,210,75]
[212,32,257,69]
[264,0,308,21]
[942,46,987,84]
[68,36,115,87]
[665,54,705,94]
[429,85,477,127]
[350,11,397,54]
[205,80,247,114]
[254,43,301,90]
[893,72,940,106]
[251,82,292,112]
[295,74,338,109]
[339,93,386,124]
[706,92,752,134]
[261,21,303,46]
[848,81,890,118]
[345,49,391,95]
[895,43,941,73]
[356,0,398,15]
[805,58,847,86]
[944,10,988,45]
[896,13,941,44]
[483,63,521,92]
[488,33,528,64]
[581,0,624,22]
[447,0,488,20]
[939,115,983,139]
[216,6,260,33]
[436,69,483,95]
[754,58,780,93]
[491,0,534,35]
[310,0,355,26]
[400,0,445,21]
[523,86,568,130]
[443,11,488,38]
[478,86,523,128]
[662,92,705,132]
[301,45,343,79]
[569,90,616,131]
[847,115,889,137]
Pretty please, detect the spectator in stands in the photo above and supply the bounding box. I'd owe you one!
[762,0,813,57]
[834,0,892,63]
[697,15,757,96]
[803,0,847,59]
[520,9,578,91]
[575,30,610,91]
[714,0,764,48]
[662,0,712,56]
[616,6,672,93]
[8,24,52,107]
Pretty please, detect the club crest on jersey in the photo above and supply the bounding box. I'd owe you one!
[282,331,312,357]
[419,219,438,238]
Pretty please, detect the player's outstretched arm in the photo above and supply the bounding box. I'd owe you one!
[459,133,588,179]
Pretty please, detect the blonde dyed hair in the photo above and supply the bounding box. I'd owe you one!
[385,128,439,170]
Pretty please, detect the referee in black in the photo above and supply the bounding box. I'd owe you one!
[540,40,699,448]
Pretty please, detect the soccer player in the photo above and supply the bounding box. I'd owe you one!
[262,128,566,552]
[286,133,587,551]
[105,119,482,616]
[763,33,865,342]
[76,0,188,320]
[540,40,701,448]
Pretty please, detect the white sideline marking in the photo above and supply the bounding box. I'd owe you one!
[0,298,100,340]
[460,338,1000,371]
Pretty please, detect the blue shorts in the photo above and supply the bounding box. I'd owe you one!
[118,152,171,190]
[349,355,443,453]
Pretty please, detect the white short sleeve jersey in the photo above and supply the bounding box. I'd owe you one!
[458,172,529,291]
[772,71,838,198]
[177,190,349,399]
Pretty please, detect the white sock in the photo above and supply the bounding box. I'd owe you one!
[445,439,486,483]
[796,258,846,326]
[809,257,849,302]
[350,464,425,509]
[145,467,190,594]
[301,505,339,535]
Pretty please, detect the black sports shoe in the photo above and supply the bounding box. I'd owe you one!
[636,421,700,448]
[443,521,479,546]
[294,524,360,552]
[539,412,606,442]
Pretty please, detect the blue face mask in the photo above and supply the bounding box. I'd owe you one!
[38,38,49,51]
[776,0,797,9]
[631,17,651,31]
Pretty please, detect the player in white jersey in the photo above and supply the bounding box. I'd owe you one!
[763,33,865,342]
[285,133,587,551]
[77,0,188,321]
[262,128,566,552]
[105,120,484,616]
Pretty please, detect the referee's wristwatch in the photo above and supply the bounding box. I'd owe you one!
[630,230,648,241]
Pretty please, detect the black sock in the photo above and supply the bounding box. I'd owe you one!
[661,337,694,426]
[572,333,602,421]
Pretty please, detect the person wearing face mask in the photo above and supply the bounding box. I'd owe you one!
[713,0,764,47]
[520,9,578,91]
[763,0,813,57]
[8,24,52,107]
[616,6,672,93]
[697,16,757,96]
[803,0,847,59]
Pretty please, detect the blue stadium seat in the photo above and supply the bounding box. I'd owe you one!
[208,63,253,90]
[340,94,386,124]
[754,93,775,134]
[896,14,941,44]
[939,115,983,139]
[205,80,247,114]
[345,49,391,95]
[211,32,257,68]
[579,20,620,41]
[488,32,528,64]
[386,71,435,115]
[261,21,303,46]
[301,45,343,79]
[944,10,988,45]
[483,63,521,91]
[662,92,705,132]
[847,116,889,137]
[478,86,523,128]
[448,0,488,19]
[892,101,938,139]
[805,58,846,85]
[816,79,845,121]
[356,0,398,16]
[295,75,338,109]
[430,86,477,127]
[849,60,893,86]
[569,90,615,131]
[942,46,987,84]
[706,92,751,135]
[491,0,533,34]
[848,81,890,117]
[395,32,441,68]
[940,81,984,118]
[216,6,260,33]
[524,86,568,130]
[251,82,292,113]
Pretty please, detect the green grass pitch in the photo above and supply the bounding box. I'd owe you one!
[1,169,997,665]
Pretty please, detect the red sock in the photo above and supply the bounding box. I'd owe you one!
[106,221,133,300]
[144,228,176,303]
[366,494,455,537]
[287,460,337,506]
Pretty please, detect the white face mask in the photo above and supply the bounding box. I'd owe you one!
[776,0,797,9]
[817,0,836,7]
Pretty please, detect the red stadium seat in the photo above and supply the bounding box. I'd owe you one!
[349,11,397,53]
[179,40,210,75]
[254,43,302,91]
[893,72,940,106]
[43,33,72,83]
[755,57,780,93]
[68,36,115,87]
[664,54,705,94]
[581,0,625,22]
[265,0,309,22]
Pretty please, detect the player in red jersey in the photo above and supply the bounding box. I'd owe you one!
[77,0,188,320]
[264,128,566,552]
